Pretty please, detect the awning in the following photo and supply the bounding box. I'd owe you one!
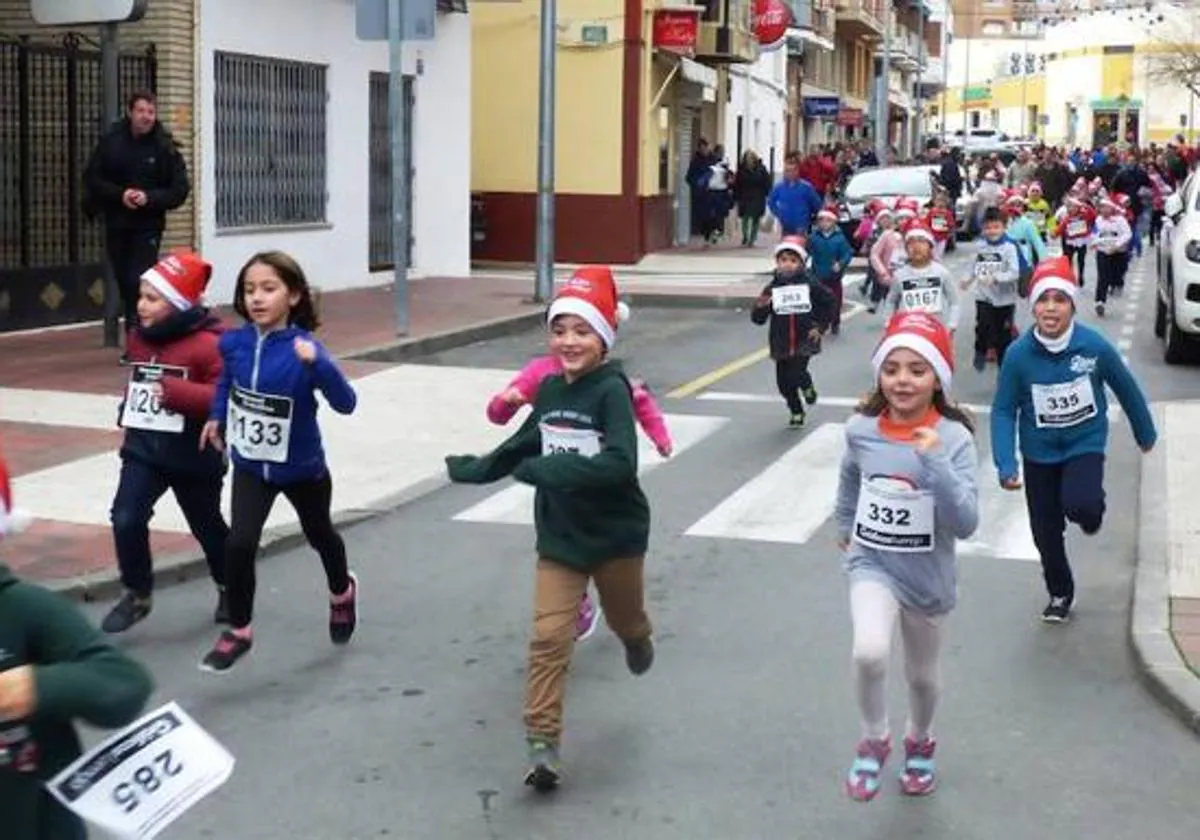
[791,27,834,51]
[680,56,717,91]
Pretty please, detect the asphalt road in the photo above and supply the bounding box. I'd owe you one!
[80,244,1200,839]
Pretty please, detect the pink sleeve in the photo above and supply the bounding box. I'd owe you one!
[631,383,672,452]
[869,236,888,279]
[854,218,873,246]
[485,355,561,425]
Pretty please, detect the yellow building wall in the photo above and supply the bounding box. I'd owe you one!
[1101,53,1134,99]
[639,56,674,197]
[471,0,624,195]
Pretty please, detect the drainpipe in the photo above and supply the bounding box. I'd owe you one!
[875,0,891,162]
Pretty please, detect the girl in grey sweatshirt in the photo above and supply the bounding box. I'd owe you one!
[835,311,980,803]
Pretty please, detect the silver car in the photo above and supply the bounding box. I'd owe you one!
[834,164,973,249]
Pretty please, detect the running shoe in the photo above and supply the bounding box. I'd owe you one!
[845,737,891,803]
[200,630,253,673]
[575,592,602,641]
[100,591,151,634]
[330,571,359,645]
[524,738,562,792]
[899,736,937,796]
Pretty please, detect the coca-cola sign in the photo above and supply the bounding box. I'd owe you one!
[754,0,793,51]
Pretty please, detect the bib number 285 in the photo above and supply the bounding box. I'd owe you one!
[112,749,183,814]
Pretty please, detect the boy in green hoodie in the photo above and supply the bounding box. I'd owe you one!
[0,453,154,840]
[446,266,654,793]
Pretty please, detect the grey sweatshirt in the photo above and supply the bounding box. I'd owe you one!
[835,412,980,615]
[884,261,961,331]
[968,236,1022,308]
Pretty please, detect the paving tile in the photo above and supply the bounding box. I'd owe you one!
[1170,597,1200,616]
[1173,632,1200,675]
[2,519,194,583]
[0,421,120,477]
[1171,612,1200,636]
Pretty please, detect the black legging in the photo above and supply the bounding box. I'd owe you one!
[1063,243,1088,288]
[225,468,350,629]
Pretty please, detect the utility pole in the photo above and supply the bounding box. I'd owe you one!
[875,0,892,163]
[100,23,120,348]
[913,2,925,157]
[1019,37,1028,138]
[533,0,557,303]
[387,0,411,335]
[961,35,970,136]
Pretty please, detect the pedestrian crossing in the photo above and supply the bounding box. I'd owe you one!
[450,410,1040,563]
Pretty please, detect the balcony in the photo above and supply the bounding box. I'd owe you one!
[886,25,922,70]
[696,0,759,64]
[788,0,837,51]
[834,0,883,41]
[920,56,944,88]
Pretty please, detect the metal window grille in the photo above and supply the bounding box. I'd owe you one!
[214,52,327,229]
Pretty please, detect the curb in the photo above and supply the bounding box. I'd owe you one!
[347,309,545,363]
[1130,404,1200,735]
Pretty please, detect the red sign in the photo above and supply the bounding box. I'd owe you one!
[652,9,700,53]
[754,0,793,50]
[836,108,865,127]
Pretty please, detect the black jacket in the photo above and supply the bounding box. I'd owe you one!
[83,118,190,231]
[750,271,837,359]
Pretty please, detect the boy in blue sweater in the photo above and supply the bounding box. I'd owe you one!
[990,256,1156,623]
[808,206,854,335]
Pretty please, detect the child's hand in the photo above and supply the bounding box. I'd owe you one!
[200,419,224,453]
[294,337,317,364]
[808,327,822,341]
[501,387,527,407]
[0,665,37,721]
[912,426,940,453]
[832,261,841,272]
[1000,475,1023,491]
[655,440,673,458]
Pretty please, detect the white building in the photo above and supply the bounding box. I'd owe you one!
[724,47,788,169]
[196,0,471,303]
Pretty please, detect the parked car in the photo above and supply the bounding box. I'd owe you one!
[833,164,973,249]
[1154,176,1200,363]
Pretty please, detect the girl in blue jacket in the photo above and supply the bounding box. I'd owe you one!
[199,251,359,672]
[990,256,1156,624]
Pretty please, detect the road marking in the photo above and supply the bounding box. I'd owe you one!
[1117,337,1133,350]
[451,413,728,525]
[0,388,120,430]
[697,391,996,415]
[1121,324,1135,336]
[1123,310,1137,323]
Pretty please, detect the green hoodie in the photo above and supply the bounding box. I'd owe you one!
[0,564,154,840]
[446,361,650,570]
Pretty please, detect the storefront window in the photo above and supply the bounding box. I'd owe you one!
[1092,110,1139,148]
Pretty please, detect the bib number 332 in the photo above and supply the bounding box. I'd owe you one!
[227,385,294,464]
[853,479,935,553]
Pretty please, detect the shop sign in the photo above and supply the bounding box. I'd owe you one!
[836,107,865,127]
[803,96,841,119]
[652,9,700,53]
[754,0,793,52]
[963,86,991,105]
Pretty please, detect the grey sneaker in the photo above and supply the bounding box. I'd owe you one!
[624,636,655,676]
[101,592,152,634]
[524,738,562,792]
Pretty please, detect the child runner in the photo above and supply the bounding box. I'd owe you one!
[1024,182,1053,243]
[487,309,673,643]
[923,189,956,261]
[1002,192,1045,296]
[1090,193,1132,317]
[445,266,656,791]
[199,251,359,672]
[855,199,885,299]
[0,450,155,840]
[867,207,902,314]
[807,205,854,335]
[991,256,1156,623]
[750,236,838,427]
[836,311,980,802]
[884,223,960,334]
[1056,195,1096,289]
[102,251,229,634]
[963,207,1022,371]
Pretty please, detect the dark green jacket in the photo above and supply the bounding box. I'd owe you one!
[0,565,154,840]
[446,361,650,570]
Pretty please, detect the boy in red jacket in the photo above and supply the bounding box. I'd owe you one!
[101,251,229,634]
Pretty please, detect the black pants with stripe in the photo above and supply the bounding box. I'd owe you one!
[775,356,813,414]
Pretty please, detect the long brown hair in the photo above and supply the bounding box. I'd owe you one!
[856,388,976,435]
[233,250,321,331]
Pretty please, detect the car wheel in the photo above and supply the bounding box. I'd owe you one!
[1154,292,1166,338]
[1163,291,1190,365]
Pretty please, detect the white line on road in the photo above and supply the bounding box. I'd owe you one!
[1121,324,1135,336]
[1117,338,1133,350]
[697,391,996,415]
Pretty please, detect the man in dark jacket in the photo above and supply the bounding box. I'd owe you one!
[84,90,190,348]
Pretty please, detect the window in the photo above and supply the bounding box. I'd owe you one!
[214,52,328,229]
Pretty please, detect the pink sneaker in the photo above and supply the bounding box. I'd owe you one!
[845,737,891,802]
[575,593,602,641]
[899,736,937,796]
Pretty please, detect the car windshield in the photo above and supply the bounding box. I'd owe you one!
[845,167,933,201]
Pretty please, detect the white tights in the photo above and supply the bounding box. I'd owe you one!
[850,579,944,742]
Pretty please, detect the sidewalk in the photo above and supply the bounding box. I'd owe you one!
[1133,402,1200,734]
[0,268,765,599]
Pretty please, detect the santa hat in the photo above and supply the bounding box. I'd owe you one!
[1004,191,1027,207]
[983,170,999,181]
[872,311,955,392]
[774,235,808,261]
[547,265,628,349]
[1028,255,1079,306]
[904,222,936,246]
[0,447,29,540]
[1099,193,1123,211]
[140,250,213,311]
[816,205,839,221]
[874,206,894,223]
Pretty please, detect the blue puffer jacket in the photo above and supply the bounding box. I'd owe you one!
[807,227,854,281]
[210,323,357,484]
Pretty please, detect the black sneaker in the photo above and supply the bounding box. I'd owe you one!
[972,351,986,372]
[802,386,819,405]
[524,738,562,792]
[100,592,152,634]
[1041,596,1074,624]
[199,630,253,673]
[624,636,655,676]
[213,587,230,625]
[1095,302,1105,317]
[329,572,359,645]
[788,412,807,428]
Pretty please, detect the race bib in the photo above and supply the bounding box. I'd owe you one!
[1028,210,1045,227]
[1031,376,1098,428]
[931,215,949,232]
[1066,218,1088,238]
[899,278,944,314]
[853,479,935,553]
[227,385,293,464]
[46,702,235,840]
[119,365,187,434]
[771,284,812,315]
[973,258,1000,283]
[540,423,602,457]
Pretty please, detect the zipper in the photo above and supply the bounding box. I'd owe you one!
[251,330,269,482]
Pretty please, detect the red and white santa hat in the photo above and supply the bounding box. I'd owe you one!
[894,197,920,218]
[874,206,895,223]
[1004,190,1027,207]
[140,250,213,311]
[1099,192,1124,211]
[774,235,808,261]
[547,265,629,349]
[904,221,937,246]
[0,446,29,540]
[872,311,955,392]
[816,205,839,222]
[1028,255,1079,307]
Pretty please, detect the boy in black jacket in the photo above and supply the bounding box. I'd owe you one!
[751,236,837,427]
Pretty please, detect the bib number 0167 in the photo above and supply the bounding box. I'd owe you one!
[112,750,184,814]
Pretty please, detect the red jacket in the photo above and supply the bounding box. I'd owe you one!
[924,208,955,242]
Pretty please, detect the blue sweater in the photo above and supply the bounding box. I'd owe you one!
[766,178,823,233]
[990,323,1156,481]
[807,227,854,281]
[210,323,357,484]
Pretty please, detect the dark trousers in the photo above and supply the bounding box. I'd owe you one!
[1095,252,1123,303]
[110,458,228,597]
[225,468,350,629]
[104,227,161,332]
[974,301,1015,365]
[775,356,813,414]
[820,274,844,329]
[1063,243,1087,287]
[1022,454,1106,601]
[1150,209,1164,244]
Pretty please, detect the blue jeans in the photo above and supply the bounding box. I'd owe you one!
[110,457,228,596]
[1022,453,1106,601]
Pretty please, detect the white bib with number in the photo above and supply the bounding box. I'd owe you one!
[46,701,235,840]
[853,479,936,553]
[227,385,293,464]
[1031,375,1098,428]
[120,365,187,434]
[973,258,999,283]
[899,279,944,314]
[540,423,602,457]
[931,215,949,233]
[771,284,812,315]
[1028,210,1045,227]
[1066,218,1088,238]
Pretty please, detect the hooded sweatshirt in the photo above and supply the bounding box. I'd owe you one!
[969,234,1023,307]
[884,260,961,330]
[0,565,154,840]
